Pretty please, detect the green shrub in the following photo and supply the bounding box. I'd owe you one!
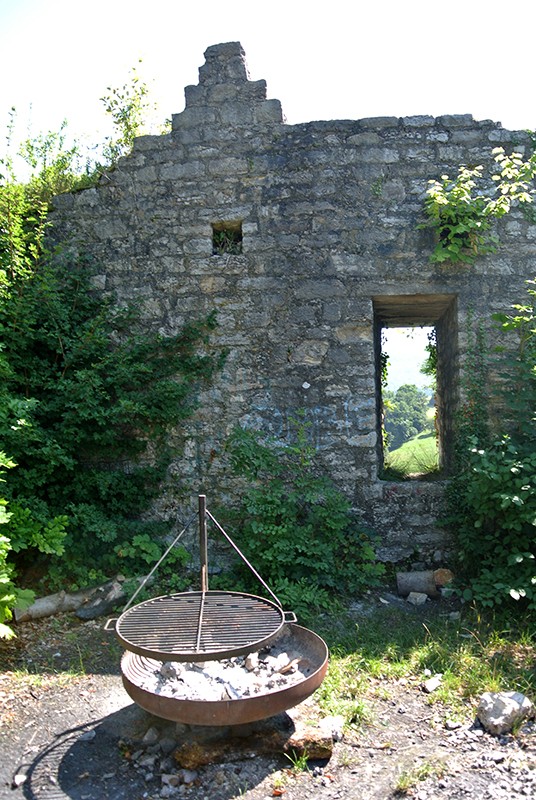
[449,438,535,609]
[0,255,224,589]
[0,452,49,638]
[223,421,384,614]
[422,149,536,264]
[448,281,536,610]
[0,69,202,630]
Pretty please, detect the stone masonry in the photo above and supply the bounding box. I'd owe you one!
[50,42,536,563]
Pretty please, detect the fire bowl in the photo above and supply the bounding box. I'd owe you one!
[120,623,329,726]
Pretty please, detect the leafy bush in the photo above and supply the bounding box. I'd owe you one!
[222,422,384,614]
[0,452,47,639]
[422,148,536,264]
[450,438,535,608]
[0,93,223,602]
[0,256,224,589]
[448,281,536,609]
[0,67,204,635]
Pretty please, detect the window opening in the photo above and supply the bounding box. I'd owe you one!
[212,220,243,255]
[381,326,439,479]
[373,293,458,481]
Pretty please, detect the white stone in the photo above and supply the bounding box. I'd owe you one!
[423,675,442,693]
[245,652,259,671]
[12,772,27,788]
[477,691,535,735]
[320,714,345,742]
[407,591,428,606]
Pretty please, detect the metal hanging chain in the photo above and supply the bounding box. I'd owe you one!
[120,511,197,613]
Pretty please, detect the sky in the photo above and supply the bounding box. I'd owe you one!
[383,328,433,392]
[1,0,535,155]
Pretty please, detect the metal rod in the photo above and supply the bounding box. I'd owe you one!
[205,508,283,608]
[120,511,196,613]
[199,494,209,592]
[196,495,209,653]
[195,590,206,653]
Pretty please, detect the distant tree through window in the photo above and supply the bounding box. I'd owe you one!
[373,294,458,479]
[382,328,437,477]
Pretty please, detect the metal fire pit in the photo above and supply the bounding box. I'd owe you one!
[120,623,329,725]
[113,495,329,724]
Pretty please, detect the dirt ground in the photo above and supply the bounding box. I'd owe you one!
[1,603,535,800]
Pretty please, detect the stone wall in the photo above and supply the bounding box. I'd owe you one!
[50,42,536,564]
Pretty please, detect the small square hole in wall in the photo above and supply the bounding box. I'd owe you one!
[212,220,243,255]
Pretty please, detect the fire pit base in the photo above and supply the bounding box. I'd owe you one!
[120,623,329,726]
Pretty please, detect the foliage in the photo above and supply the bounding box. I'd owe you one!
[454,313,490,464]
[0,255,224,588]
[422,148,536,264]
[0,72,223,635]
[222,421,384,614]
[420,328,437,382]
[492,279,536,443]
[383,384,430,450]
[212,227,243,256]
[99,61,158,166]
[395,760,446,794]
[447,281,536,610]
[284,749,310,772]
[0,453,42,639]
[379,330,391,451]
[450,438,535,608]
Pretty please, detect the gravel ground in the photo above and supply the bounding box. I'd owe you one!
[1,607,535,800]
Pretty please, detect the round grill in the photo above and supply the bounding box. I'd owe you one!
[115,590,285,662]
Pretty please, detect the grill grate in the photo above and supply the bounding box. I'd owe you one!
[115,590,285,662]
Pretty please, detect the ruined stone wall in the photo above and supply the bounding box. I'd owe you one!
[50,42,536,563]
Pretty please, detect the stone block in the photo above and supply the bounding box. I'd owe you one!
[291,340,329,365]
[437,114,474,127]
[359,116,399,128]
[207,157,250,176]
[294,279,346,300]
[184,83,204,107]
[218,103,255,127]
[347,132,381,146]
[243,79,268,101]
[171,106,216,129]
[402,115,435,127]
[356,147,400,164]
[255,99,284,124]
[208,83,239,104]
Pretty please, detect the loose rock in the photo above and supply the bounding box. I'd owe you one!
[477,691,535,735]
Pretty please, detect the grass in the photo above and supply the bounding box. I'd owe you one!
[395,758,447,794]
[384,429,439,477]
[2,589,535,745]
[284,748,310,772]
[312,604,536,729]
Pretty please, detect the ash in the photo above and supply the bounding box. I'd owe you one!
[138,633,313,701]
